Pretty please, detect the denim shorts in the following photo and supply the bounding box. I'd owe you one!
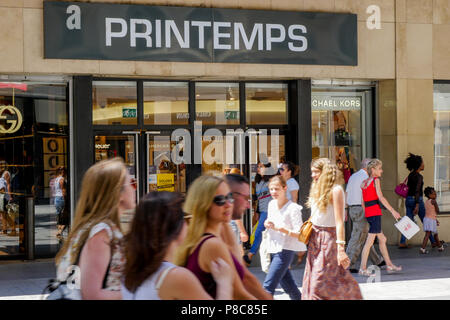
[366,215,382,234]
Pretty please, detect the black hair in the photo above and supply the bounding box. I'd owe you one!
[404,153,423,172]
[255,161,273,184]
[424,186,435,199]
[282,161,298,177]
[225,173,249,186]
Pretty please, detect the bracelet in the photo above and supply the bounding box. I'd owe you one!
[336,240,346,245]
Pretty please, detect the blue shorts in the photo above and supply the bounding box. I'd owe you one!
[366,215,382,234]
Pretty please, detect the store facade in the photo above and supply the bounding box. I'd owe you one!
[0,0,449,259]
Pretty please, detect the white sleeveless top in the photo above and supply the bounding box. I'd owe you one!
[121,261,176,300]
[310,185,345,228]
[54,176,64,197]
[56,221,124,292]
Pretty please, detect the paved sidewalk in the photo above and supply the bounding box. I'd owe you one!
[0,245,448,300]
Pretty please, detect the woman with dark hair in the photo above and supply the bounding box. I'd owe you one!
[399,153,435,248]
[122,191,233,300]
[243,161,273,266]
[55,167,68,239]
[279,161,299,203]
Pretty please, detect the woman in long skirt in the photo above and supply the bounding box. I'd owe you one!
[302,158,362,300]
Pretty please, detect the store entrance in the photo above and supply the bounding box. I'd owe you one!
[200,129,286,243]
[94,130,187,202]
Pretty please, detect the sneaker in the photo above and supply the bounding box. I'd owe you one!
[438,245,445,252]
[419,248,429,254]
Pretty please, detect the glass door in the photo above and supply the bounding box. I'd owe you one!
[94,133,139,200]
[146,131,186,194]
[247,130,285,238]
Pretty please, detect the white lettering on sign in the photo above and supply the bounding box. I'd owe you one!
[166,20,190,49]
[103,18,308,52]
[106,18,128,46]
[95,144,111,149]
[234,23,263,51]
[214,22,232,50]
[192,21,212,49]
[66,5,81,30]
[266,24,286,51]
[288,25,307,52]
[130,19,152,47]
[366,5,381,30]
[176,113,190,119]
[311,97,362,110]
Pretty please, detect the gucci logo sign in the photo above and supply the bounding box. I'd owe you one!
[0,105,23,134]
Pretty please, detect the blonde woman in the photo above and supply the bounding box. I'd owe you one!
[302,158,362,300]
[359,159,402,276]
[54,158,136,299]
[175,175,256,300]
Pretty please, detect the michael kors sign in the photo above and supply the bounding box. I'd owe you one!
[44,1,357,65]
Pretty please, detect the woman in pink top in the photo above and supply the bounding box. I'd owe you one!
[421,187,444,253]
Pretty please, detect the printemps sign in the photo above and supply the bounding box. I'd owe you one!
[44,1,357,65]
[0,105,23,134]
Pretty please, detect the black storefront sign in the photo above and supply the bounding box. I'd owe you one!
[44,1,357,66]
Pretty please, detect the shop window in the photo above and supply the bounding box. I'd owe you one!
[195,83,240,126]
[311,87,372,183]
[92,81,137,125]
[0,80,68,258]
[143,82,189,125]
[246,83,288,125]
[433,83,450,212]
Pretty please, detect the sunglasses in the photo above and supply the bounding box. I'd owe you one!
[213,193,234,206]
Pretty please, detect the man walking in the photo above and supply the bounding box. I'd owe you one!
[224,173,273,299]
[346,158,385,273]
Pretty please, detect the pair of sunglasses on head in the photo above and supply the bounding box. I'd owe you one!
[213,192,234,206]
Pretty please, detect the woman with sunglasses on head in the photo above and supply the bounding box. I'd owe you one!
[122,191,233,300]
[175,175,256,300]
[302,158,362,300]
[54,158,136,299]
[262,175,306,300]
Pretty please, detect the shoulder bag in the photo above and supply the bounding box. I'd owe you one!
[298,216,313,245]
[395,177,409,198]
[43,224,115,300]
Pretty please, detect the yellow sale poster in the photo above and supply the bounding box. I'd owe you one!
[157,174,175,192]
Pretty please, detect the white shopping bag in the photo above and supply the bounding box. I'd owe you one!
[394,216,420,240]
[259,230,271,273]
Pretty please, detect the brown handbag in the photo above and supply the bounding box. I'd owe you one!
[298,217,313,245]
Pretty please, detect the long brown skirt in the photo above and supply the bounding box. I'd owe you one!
[302,225,363,300]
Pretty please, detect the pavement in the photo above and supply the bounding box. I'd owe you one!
[0,244,449,300]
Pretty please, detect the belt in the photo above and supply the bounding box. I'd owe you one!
[364,200,380,208]
[348,204,362,207]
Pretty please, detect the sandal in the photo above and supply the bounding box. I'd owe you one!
[387,265,402,274]
[358,269,372,276]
